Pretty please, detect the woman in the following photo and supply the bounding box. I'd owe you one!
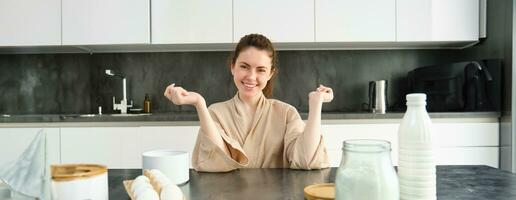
[164,34,333,172]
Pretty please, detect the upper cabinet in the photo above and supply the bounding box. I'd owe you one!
[0,0,61,46]
[396,0,479,41]
[0,0,484,51]
[316,0,396,42]
[62,0,150,45]
[233,0,314,43]
[151,0,232,44]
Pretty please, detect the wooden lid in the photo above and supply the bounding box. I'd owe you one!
[304,183,335,200]
[51,164,107,182]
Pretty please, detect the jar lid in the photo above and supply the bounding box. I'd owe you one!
[51,164,107,182]
[304,183,335,200]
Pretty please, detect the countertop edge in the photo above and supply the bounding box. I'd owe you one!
[0,116,500,128]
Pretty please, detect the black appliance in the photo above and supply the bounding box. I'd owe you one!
[407,59,502,112]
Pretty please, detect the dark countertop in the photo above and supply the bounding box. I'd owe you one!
[108,165,516,200]
[0,112,501,123]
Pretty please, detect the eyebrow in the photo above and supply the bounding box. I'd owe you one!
[239,62,268,69]
[240,62,251,67]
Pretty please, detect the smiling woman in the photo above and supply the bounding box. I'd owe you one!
[163,34,334,172]
[228,34,277,99]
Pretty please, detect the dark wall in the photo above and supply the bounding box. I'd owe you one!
[0,54,92,114]
[0,1,508,115]
[0,48,496,115]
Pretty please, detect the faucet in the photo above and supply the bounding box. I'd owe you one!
[105,69,133,114]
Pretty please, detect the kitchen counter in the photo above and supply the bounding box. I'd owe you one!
[108,165,516,200]
[0,112,501,124]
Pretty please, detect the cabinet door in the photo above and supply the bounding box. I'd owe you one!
[433,122,499,147]
[436,147,498,168]
[0,0,61,46]
[322,121,499,167]
[233,0,314,43]
[139,126,199,168]
[60,127,141,169]
[151,0,232,44]
[316,0,396,42]
[322,124,400,167]
[0,128,60,166]
[397,0,479,41]
[62,0,150,45]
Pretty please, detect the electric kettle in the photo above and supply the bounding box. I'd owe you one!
[368,80,387,114]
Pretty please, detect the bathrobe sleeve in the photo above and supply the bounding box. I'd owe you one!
[192,108,249,172]
[283,106,330,170]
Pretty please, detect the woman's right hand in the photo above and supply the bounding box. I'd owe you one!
[164,84,205,107]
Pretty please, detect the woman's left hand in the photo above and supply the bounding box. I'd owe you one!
[309,84,334,103]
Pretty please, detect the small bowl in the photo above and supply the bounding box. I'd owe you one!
[142,150,189,185]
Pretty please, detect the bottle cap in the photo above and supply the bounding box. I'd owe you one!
[406,93,426,102]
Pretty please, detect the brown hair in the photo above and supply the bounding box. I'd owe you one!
[229,34,278,98]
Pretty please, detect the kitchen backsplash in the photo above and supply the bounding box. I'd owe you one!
[0,48,499,115]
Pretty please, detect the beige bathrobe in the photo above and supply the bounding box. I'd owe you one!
[192,93,329,172]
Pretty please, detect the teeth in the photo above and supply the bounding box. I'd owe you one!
[243,83,255,88]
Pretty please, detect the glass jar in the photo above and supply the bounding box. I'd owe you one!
[335,140,399,200]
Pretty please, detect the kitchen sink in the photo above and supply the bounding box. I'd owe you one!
[108,113,151,117]
[79,114,97,117]
[66,113,151,118]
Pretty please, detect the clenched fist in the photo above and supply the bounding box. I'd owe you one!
[309,84,334,104]
[164,84,205,108]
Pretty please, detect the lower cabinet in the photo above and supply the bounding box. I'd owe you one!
[59,126,199,169]
[323,122,499,168]
[0,128,60,167]
[139,126,199,168]
[60,127,141,169]
[0,120,500,169]
[323,124,399,167]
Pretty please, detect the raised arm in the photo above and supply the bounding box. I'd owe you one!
[300,84,333,163]
[163,84,230,156]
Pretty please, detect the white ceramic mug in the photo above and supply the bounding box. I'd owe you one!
[142,150,189,185]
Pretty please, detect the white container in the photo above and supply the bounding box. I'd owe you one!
[51,164,108,200]
[335,140,399,200]
[398,93,436,200]
[142,150,189,185]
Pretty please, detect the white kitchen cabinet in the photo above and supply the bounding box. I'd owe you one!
[315,0,396,42]
[433,122,499,147]
[139,126,199,168]
[233,0,314,43]
[62,0,150,45]
[436,147,498,167]
[0,128,60,166]
[151,0,232,44]
[323,124,399,167]
[396,0,479,41]
[60,127,141,169]
[323,121,499,168]
[0,0,61,46]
